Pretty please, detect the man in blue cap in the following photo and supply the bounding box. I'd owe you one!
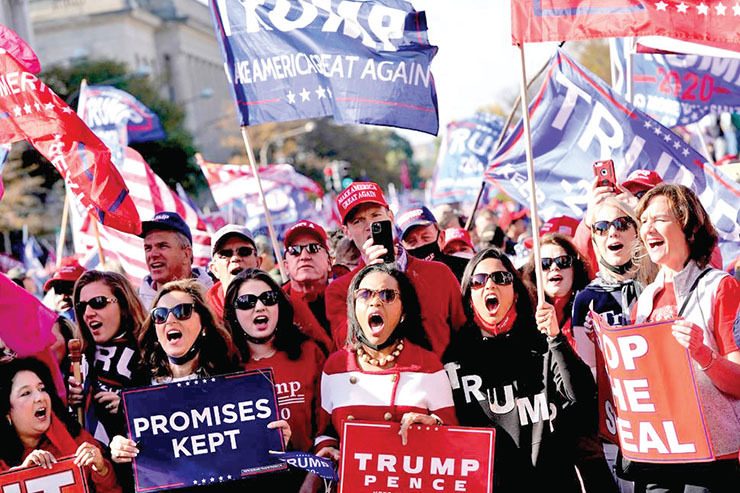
[396,204,469,282]
[138,211,212,308]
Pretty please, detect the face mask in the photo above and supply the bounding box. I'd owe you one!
[451,251,475,260]
[406,240,441,261]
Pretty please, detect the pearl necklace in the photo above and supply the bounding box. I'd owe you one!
[357,339,404,367]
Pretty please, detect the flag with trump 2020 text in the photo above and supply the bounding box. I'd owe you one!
[430,113,505,206]
[485,49,740,270]
[511,0,740,45]
[611,38,740,127]
[0,49,141,234]
[209,0,439,134]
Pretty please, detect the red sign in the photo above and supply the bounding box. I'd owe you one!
[591,313,714,463]
[0,457,87,493]
[511,0,740,46]
[339,421,494,493]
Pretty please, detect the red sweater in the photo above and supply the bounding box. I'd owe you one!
[242,340,325,453]
[0,415,120,493]
[282,283,335,354]
[324,257,466,357]
[314,341,458,453]
[205,281,225,320]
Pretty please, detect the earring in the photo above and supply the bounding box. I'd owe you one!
[400,315,406,323]
[201,330,206,338]
[6,416,11,426]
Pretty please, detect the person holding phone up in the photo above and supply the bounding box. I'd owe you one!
[325,182,466,357]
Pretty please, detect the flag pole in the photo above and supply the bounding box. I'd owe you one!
[240,125,288,282]
[56,193,70,267]
[516,43,545,307]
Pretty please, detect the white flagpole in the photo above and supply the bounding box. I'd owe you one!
[240,125,288,282]
[516,44,545,306]
[626,38,634,103]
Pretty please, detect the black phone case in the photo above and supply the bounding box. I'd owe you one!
[371,220,395,263]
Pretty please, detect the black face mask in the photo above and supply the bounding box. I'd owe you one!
[406,234,441,261]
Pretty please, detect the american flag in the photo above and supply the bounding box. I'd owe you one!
[69,147,212,286]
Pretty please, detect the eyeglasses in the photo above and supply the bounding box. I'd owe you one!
[76,296,118,312]
[634,190,647,200]
[235,290,279,310]
[151,303,195,324]
[354,288,400,304]
[217,246,255,259]
[286,243,323,256]
[541,255,573,271]
[591,216,636,236]
[470,271,514,289]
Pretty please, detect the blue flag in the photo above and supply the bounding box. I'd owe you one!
[209,0,439,134]
[271,451,338,482]
[486,50,740,270]
[612,39,740,127]
[430,113,504,206]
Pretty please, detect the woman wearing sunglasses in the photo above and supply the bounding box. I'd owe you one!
[442,247,595,492]
[223,269,325,490]
[315,263,457,462]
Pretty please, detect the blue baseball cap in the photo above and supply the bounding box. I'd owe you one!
[140,211,192,245]
[396,205,438,240]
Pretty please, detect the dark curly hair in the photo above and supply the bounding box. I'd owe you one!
[224,269,308,363]
[346,263,430,351]
[138,279,240,380]
[0,358,82,466]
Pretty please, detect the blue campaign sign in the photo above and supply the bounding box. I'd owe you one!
[485,49,740,270]
[430,113,504,206]
[209,0,439,134]
[612,38,740,127]
[122,370,286,492]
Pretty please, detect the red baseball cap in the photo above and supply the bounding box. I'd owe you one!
[336,182,389,224]
[621,169,663,194]
[524,215,580,249]
[498,208,528,230]
[283,220,328,249]
[442,228,474,251]
[44,257,85,292]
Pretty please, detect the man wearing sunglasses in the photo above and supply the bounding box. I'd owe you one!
[139,212,213,309]
[281,220,334,353]
[205,224,261,319]
[325,182,466,357]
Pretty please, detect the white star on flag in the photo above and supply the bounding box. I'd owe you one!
[62,106,73,114]
[201,479,206,484]
[677,2,689,12]
[682,148,690,156]
[673,140,682,149]
[664,134,672,143]
[315,86,326,99]
[643,121,653,129]
[33,102,41,112]
[655,0,668,10]
[23,104,31,114]
[219,477,223,481]
[13,106,21,117]
[697,2,709,14]
[193,481,197,485]
[299,88,311,102]
[286,90,296,104]
[654,126,662,136]
[227,475,232,480]
[45,103,53,111]
[734,2,740,15]
[716,2,727,14]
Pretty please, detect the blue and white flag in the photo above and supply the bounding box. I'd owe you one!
[430,113,504,206]
[611,39,740,127]
[486,50,740,270]
[271,451,338,481]
[209,0,439,134]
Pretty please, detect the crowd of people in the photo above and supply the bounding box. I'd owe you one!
[1,170,740,493]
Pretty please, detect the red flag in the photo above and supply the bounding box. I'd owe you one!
[0,25,40,74]
[511,0,740,45]
[0,49,141,234]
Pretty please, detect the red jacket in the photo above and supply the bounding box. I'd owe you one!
[205,281,225,320]
[282,283,334,354]
[324,257,466,357]
[314,341,458,452]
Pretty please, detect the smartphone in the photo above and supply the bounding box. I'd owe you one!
[593,159,617,192]
[371,220,395,263]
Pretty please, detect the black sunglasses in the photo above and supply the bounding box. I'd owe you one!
[151,303,195,324]
[286,243,323,256]
[592,216,636,236]
[354,288,400,304]
[217,246,255,259]
[541,255,573,271]
[235,290,279,310]
[470,271,514,289]
[634,190,647,200]
[76,296,118,312]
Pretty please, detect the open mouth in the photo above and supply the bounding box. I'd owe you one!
[548,274,563,283]
[253,315,269,330]
[229,266,244,276]
[166,329,183,342]
[648,239,664,249]
[607,242,624,252]
[150,262,165,270]
[34,407,47,419]
[485,294,499,312]
[89,321,103,331]
[367,313,385,334]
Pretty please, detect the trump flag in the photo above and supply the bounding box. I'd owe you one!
[511,0,740,45]
[209,0,439,134]
[485,50,740,269]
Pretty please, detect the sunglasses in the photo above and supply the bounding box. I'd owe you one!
[76,296,117,312]
[591,216,636,236]
[151,303,195,324]
[286,243,323,256]
[470,271,514,289]
[235,290,279,310]
[354,288,400,304]
[634,190,647,200]
[541,255,573,271]
[217,246,255,259]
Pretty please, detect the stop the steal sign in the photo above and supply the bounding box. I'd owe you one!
[0,457,86,493]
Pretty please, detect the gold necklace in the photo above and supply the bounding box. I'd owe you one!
[357,339,404,367]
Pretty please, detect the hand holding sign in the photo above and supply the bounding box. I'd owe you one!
[110,435,138,463]
[671,319,712,362]
[73,442,108,476]
[20,449,57,470]
[398,412,438,446]
[536,302,560,338]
